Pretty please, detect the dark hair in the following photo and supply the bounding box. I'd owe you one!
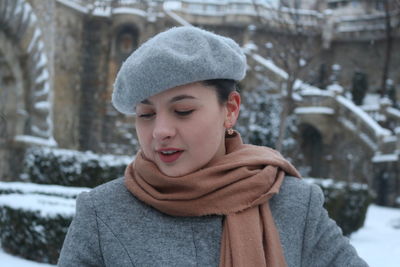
[201,79,239,104]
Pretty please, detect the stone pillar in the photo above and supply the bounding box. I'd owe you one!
[78,16,112,152]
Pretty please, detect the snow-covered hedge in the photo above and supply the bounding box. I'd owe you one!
[305,178,372,236]
[0,193,75,264]
[23,147,133,187]
[0,181,90,198]
[0,177,371,264]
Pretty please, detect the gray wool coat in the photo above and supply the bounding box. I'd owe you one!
[58,176,368,267]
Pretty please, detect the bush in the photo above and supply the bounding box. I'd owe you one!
[305,178,373,236]
[0,181,89,198]
[0,193,77,264]
[23,147,133,187]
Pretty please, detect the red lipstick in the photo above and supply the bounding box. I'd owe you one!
[157,148,183,163]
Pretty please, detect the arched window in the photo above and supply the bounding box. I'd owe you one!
[300,124,323,177]
[115,26,138,63]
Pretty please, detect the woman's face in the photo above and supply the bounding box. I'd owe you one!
[135,82,240,177]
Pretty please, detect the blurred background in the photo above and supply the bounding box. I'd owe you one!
[0,0,399,266]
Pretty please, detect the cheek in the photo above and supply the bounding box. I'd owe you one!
[186,114,225,149]
[136,124,152,152]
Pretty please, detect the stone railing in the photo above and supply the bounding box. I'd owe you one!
[296,91,396,154]
[58,0,160,14]
[248,50,395,155]
[173,0,323,29]
[58,0,398,39]
[335,95,393,152]
[332,10,400,40]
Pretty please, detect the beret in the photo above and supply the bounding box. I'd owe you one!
[112,26,247,114]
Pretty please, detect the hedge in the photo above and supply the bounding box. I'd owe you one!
[23,147,133,187]
[0,193,76,264]
[0,181,89,198]
[305,178,373,236]
[0,177,371,264]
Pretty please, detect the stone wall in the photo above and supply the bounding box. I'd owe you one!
[53,2,84,149]
[323,38,400,93]
[291,114,374,185]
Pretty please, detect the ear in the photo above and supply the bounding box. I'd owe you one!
[224,91,241,128]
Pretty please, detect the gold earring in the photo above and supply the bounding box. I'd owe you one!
[227,128,234,135]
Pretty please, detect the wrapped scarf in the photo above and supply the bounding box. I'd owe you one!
[124,132,300,267]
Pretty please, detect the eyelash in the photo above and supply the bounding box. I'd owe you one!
[138,113,155,119]
[138,110,194,119]
[175,110,194,116]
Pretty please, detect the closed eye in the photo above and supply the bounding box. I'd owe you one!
[175,110,194,116]
[138,113,155,119]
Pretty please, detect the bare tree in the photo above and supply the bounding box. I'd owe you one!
[251,0,323,151]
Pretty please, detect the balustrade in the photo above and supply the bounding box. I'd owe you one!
[297,92,394,153]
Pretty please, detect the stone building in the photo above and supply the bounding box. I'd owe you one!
[0,0,399,204]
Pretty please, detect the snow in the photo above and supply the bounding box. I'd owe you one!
[27,28,41,53]
[164,1,182,10]
[332,64,341,71]
[56,0,88,14]
[265,42,273,49]
[294,106,335,115]
[362,93,380,106]
[32,125,50,138]
[383,135,397,143]
[112,7,147,17]
[0,250,55,267]
[34,83,50,97]
[243,42,258,52]
[22,2,31,24]
[34,101,50,111]
[251,54,288,79]
[35,69,49,85]
[0,204,398,266]
[0,181,89,198]
[37,53,48,69]
[327,83,344,94]
[93,7,112,17]
[336,95,392,137]
[163,6,192,26]
[299,86,334,97]
[350,205,400,267]
[387,107,400,119]
[372,153,398,163]
[27,147,133,167]
[14,135,57,147]
[304,177,368,190]
[0,194,75,217]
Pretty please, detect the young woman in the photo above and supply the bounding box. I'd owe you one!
[58,26,368,267]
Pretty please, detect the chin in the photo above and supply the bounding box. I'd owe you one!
[161,166,195,177]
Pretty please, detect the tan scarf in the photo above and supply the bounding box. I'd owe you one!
[124,132,300,267]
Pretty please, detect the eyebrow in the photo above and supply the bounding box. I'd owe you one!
[140,94,197,105]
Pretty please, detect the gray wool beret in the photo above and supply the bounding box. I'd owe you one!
[112,26,247,114]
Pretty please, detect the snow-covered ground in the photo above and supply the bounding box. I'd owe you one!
[351,204,400,267]
[0,204,399,266]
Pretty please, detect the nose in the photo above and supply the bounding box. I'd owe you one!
[152,113,176,141]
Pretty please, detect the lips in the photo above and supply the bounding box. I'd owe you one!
[157,148,183,163]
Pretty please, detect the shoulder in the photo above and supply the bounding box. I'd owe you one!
[270,176,324,236]
[75,177,153,220]
[269,176,323,265]
[271,176,323,210]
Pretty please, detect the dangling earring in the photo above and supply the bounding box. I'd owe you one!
[227,128,234,135]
